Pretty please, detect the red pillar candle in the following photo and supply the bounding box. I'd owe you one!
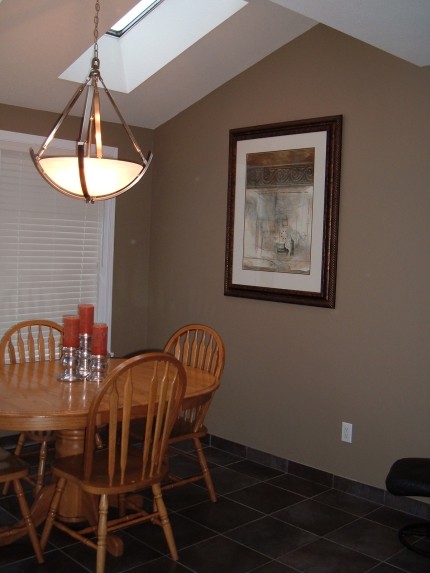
[79,304,94,335]
[63,316,80,347]
[92,323,108,355]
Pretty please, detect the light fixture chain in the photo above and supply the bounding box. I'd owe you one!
[30,0,153,202]
[93,0,100,60]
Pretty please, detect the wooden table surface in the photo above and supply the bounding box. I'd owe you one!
[0,357,218,546]
[0,358,218,432]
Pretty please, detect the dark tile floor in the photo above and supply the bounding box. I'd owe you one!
[1,442,430,573]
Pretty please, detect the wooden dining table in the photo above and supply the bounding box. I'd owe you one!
[0,357,218,550]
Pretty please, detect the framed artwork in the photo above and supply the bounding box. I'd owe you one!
[224,115,342,308]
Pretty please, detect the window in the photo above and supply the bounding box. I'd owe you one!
[108,0,164,37]
[0,131,114,344]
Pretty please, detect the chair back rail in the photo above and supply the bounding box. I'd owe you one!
[83,352,186,487]
[0,319,63,495]
[164,324,225,433]
[0,320,63,365]
[165,324,225,379]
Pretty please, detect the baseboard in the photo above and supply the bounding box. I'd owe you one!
[208,434,430,521]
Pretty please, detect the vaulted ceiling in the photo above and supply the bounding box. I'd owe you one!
[1,0,429,129]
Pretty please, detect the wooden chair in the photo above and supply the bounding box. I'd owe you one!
[162,324,225,502]
[0,320,63,495]
[40,352,186,573]
[0,447,44,563]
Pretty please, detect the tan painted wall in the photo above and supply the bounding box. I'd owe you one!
[0,104,153,357]
[1,23,430,492]
[149,26,430,489]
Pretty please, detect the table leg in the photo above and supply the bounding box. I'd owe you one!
[55,428,87,522]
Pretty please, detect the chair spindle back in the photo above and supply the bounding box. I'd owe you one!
[83,352,186,487]
[0,320,63,365]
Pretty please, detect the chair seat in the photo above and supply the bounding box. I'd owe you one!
[0,447,29,480]
[386,458,430,497]
[169,421,207,441]
[52,448,169,494]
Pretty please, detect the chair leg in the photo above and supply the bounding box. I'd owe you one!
[96,494,109,573]
[34,440,48,496]
[13,479,44,564]
[152,483,178,560]
[15,432,26,457]
[40,477,66,551]
[2,432,27,495]
[194,438,217,502]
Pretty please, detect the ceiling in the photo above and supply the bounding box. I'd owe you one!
[1,0,429,129]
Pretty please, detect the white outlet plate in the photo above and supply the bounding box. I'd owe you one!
[342,422,353,443]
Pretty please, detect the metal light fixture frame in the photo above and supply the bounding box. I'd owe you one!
[30,0,153,203]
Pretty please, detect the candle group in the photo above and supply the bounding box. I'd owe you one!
[62,304,108,355]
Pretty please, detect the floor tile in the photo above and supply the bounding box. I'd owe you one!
[61,531,162,573]
[288,461,333,488]
[226,515,317,558]
[367,505,429,531]
[168,452,208,479]
[279,537,379,573]
[209,466,260,495]
[274,499,357,535]
[126,555,194,572]
[0,506,16,526]
[179,496,263,533]
[226,482,304,514]
[366,564,410,573]
[127,512,216,552]
[161,482,212,511]
[227,460,284,481]
[249,561,299,573]
[388,540,430,573]
[203,446,244,466]
[0,532,43,567]
[269,474,330,498]
[313,488,381,516]
[179,535,269,573]
[0,549,90,572]
[326,517,405,560]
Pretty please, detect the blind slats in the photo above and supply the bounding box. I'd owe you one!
[0,143,112,338]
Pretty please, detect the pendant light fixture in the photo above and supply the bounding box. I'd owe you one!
[30,0,153,203]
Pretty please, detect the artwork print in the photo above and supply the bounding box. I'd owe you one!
[243,147,314,275]
[225,116,342,308]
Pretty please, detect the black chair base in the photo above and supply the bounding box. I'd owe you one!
[399,523,430,557]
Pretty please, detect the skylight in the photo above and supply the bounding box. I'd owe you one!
[59,0,248,94]
[108,0,163,37]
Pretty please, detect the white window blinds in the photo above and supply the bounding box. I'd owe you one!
[0,131,115,341]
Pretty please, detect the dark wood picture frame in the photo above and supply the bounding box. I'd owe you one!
[224,115,342,308]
